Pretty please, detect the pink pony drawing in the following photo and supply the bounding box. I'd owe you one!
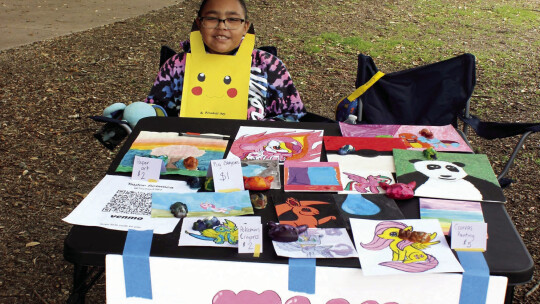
[361,221,439,273]
[230,130,322,162]
[343,172,393,194]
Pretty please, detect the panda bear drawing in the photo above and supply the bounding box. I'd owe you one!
[398,159,504,202]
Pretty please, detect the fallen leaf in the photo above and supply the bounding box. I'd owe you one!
[25,242,40,247]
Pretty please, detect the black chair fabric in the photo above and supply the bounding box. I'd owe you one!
[355,53,476,127]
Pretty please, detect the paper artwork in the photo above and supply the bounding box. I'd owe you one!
[339,122,473,152]
[63,175,198,234]
[333,194,404,228]
[106,255,508,304]
[274,193,344,228]
[228,126,323,163]
[394,149,505,203]
[284,161,343,192]
[420,198,484,235]
[179,216,260,248]
[272,228,358,258]
[326,150,395,194]
[241,160,281,189]
[323,136,407,152]
[180,30,254,120]
[350,219,464,276]
[151,191,253,218]
[116,131,229,177]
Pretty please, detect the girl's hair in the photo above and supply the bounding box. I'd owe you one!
[197,0,249,20]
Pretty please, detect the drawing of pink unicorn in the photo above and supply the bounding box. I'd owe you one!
[343,172,393,193]
[361,221,439,272]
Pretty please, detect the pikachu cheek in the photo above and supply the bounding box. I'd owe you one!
[227,88,237,98]
[192,86,203,96]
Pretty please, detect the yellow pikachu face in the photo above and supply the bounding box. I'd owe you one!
[180,31,255,120]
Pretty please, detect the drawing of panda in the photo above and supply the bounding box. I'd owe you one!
[398,159,503,202]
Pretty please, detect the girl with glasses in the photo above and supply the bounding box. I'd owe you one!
[145,0,306,121]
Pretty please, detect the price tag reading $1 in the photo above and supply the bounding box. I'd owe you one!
[210,159,244,192]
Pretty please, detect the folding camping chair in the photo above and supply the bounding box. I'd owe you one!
[336,53,540,187]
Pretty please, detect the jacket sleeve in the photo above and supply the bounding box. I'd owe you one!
[144,53,186,117]
[256,51,306,121]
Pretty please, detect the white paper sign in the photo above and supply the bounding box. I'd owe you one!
[451,221,488,251]
[211,159,244,192]
[132,156,162,181]
[238,223,263,254]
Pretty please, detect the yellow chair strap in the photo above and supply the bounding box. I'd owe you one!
[347,71,385,101]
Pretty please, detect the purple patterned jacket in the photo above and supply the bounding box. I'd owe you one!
[145,41,306,121]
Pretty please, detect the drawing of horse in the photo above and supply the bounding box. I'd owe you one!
[361,221,439,272]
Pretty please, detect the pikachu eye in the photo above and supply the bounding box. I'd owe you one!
[198,73,206,82]
[223,75,231,85]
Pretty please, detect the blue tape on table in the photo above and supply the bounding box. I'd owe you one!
[123,229,154,299]
[288,258,316,294]
[457,251,490,304]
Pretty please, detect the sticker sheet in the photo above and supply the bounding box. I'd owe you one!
[116,131,229,177]
[339,123,473,152]
[350,219,464,276]
[106,255,508,304]
[420,198,484,235]
[394,149,505,203]
[151,191,253,218]
[228,126,323,163]
[272,228,358,258]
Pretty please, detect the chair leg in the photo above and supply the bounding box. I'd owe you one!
[497,131,534,182]
[66,264,105,304]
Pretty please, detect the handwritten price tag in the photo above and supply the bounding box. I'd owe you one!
[238,222,263,255]
[450,221,488,252]
[210,159,244,192]
[132,156,162,182]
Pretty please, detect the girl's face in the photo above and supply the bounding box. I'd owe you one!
[196,0,250,54]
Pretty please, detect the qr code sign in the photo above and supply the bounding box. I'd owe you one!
[102,190,152,215]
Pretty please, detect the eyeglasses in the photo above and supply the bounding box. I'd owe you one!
[199,17,245,30]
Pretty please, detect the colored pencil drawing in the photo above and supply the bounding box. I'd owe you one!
[342,172,393,194]
[228,126,323,163]
[212,290,397,304]
[275,197,340,228]
[185,219,238,245]
[351,219,463,276]
[272,228,358,258]
[151,191,253,218]
[284,161,343,192]
[394,149,505,203]
[116,131,229,177]
[360,221,440,273]
[419,198,484,235]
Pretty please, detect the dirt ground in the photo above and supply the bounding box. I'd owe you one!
[0,0,538,303]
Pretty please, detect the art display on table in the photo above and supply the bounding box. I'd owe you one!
[323,136,407,152]
[394,149,505,203]
[151,191,253,218]
[228,126,323,163]
[63,175,198,234]
[350,219,464,276]
[333,194,404,229]
[339,123,473,153]
[284,161,343,192]
[116,131,229,177]
[179,216,260,248]
[273,193,344,228]
[326,149,395,194]
[272,228,358,258]
[106,255,508,303]
[420,198,484,235]
[241,160,281,189]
